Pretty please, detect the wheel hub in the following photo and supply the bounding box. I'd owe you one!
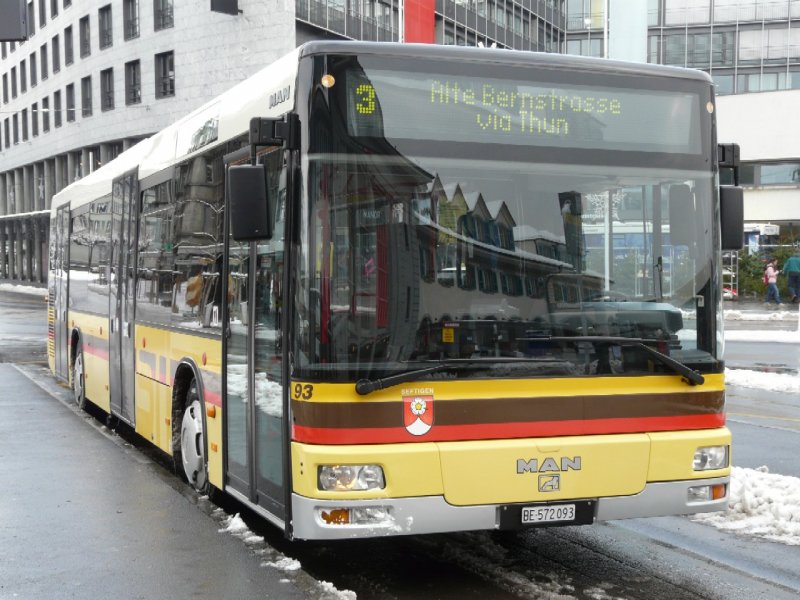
[180,400,207,490]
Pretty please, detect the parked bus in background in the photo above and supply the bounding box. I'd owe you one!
[48,42,743,540]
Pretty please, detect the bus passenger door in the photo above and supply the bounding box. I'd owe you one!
[53,205,70,380]
[109,169,139,424]
[224,148,286,522]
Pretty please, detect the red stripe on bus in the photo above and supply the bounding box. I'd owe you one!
[83,344,109,361]
[205,389,222,407]
[292,414,726,445]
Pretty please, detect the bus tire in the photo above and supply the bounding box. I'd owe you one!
[176,377,211,495]
[72,345,87,411]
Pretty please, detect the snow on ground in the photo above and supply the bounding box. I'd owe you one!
[216,512,357,600]
[725,368,800,393]
[725,329,800,343]
[0,283,47,298]
[724,308,800,322]
[693,466,800,546]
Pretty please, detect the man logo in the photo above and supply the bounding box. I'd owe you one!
[539,474,560,492]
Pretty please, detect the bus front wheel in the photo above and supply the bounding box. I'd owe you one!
[178,378,210,494]
[72,347,87,411]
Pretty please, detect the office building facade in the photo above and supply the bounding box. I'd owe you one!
[566,0,800,239]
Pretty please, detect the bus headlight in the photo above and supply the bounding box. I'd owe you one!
[693,446,729,471]
[318,465,386,491]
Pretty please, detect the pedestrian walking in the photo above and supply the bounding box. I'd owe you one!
[783,250,800,303]
[764,258,782,306]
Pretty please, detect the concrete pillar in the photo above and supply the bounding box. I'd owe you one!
[100,143,111,167]
[67,153,76,185]
[81,148,91,177]
[22,166,31,213]
[13,221,22,280]
[54,155,64,192]
[32,162,42,211]
[44,159,54,210]
[123,138,135,151]
[24,221,33,281]
[0,222,6,279]
[0,174,6,216]
[34,219,42,282]
[12,170,22,214]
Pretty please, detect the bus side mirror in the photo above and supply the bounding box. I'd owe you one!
[228,164,273,241]
[720,185,743,251]
[668,184,694,247]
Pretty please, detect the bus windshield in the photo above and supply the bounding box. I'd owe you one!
[294,53,719,383]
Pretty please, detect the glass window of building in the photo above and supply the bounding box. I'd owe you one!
[38,0,46,27]
[64,26,73,65]
[3,119,8,148]
[27,1,35,35]
[51,0,57,18]
[54,90,62,127]
[155,51,174,98]
[21,108,28,141]
[52,35,60,72]
[154,0,174,31]
[761,71,778,91]
[765,27,787,60]
[13,113,18,144]
[65,83,75,122]
[100,67,113,110]
[30,52,37,87]
[1,74,6,102]
[79,16,91,57]
[64,0,71,8]
[761,163,800,185]
[665,0,709,25]
[125,59,141,104]
[42,96,49,131]
[81,75,92,117]
[20,60,26,93]
[664,32,686,65]
[711,31,735,66]
[99,5,112,49]
[713,73,734,95]
[31,102,38,136]
[11,66,17,98]
[124,0,139,39]
[40,44,48,80]
[738,28,763,62]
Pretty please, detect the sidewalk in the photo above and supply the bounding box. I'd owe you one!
[0,363,319,600]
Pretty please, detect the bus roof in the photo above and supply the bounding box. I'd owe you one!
[297,41,713,84]
[51,41,711,215]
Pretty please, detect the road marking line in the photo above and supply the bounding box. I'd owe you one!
[728,411,800,424]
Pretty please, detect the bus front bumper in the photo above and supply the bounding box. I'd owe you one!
[290,476,729,540]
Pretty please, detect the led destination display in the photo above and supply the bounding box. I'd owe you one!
[346,69,704,155]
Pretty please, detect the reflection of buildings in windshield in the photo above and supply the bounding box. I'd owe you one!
[319,166,703,374]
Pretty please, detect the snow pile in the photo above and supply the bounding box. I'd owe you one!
[725,368,800,393]
[725,330,800,344]
[217,512,357,599]
[0,283,47,298]
[262,556,302,571]
[724,308,799,322]
[693,466,800,545]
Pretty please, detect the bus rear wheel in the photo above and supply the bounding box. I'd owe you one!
[72,348,87,410]
[179,379,210,494]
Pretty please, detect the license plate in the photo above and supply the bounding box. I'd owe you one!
[521,503,576,524]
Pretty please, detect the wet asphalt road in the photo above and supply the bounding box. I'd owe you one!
[2,287,800,600]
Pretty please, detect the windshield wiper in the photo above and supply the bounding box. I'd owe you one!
[355,358,533,395]
[546,335,705,386]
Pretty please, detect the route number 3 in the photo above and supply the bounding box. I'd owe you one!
[293,383,313,400]
[355,84,376,115]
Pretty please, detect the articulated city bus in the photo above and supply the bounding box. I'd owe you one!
[48,41,744,540]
